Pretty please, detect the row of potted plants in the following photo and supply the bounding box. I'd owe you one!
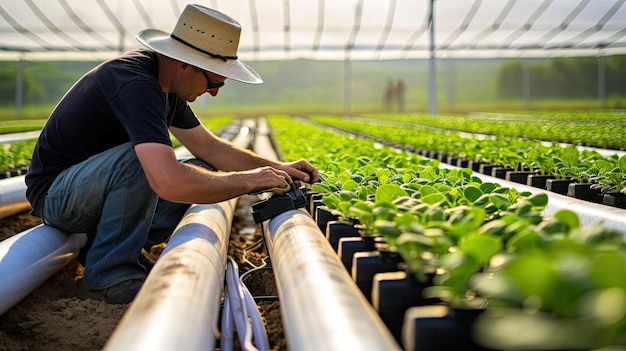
[363,111,626,150]
[269,115,626,350]
[0,140,35,178]
[308,115,626,208]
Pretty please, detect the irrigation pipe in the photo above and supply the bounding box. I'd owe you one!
[104,123,253,351]
[0,225,87,315]
[254,117,401,351]
[0,175,30,219]
[262,209,401,351]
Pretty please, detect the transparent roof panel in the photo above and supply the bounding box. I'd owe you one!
[0,0,625,60]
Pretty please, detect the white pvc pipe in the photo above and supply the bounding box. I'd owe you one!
[0,224,87,315]
[0,175,30,219]
[262,209,401,351]
[0,130,40,144]
[104,200,236,351]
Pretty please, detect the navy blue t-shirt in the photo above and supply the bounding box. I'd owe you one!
[25,49,200,217]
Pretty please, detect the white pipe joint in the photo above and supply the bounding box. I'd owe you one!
[262,209,401,351]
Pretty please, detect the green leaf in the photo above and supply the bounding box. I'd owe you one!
[463,185,483,203]
[526,193,548,207]
[489,193,511,211]
[460,233,503,264]
[507,228,539,251]
[341,179,359,191]
[375,183,408,204]
[372,202,398,221]
[375,220,401,238]
[619,154,626,173]
[479,182,498,193]
[553,210,580,232]
[418,184,439,196]
[421,192,446,205]
[311,183,332,193]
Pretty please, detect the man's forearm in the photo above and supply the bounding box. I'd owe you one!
[202,137,279,172]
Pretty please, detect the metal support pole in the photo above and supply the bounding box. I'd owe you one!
[344,59,352,117]
[522,59,530,110]
[445,59,455,110]
[15,58,23,118]
[428,0,437,116]
[597,55,606,108]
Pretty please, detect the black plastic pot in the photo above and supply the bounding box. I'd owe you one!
[526,174,555,189]
[315,206,339,233]
[306,192,322,215]
[478,164,496,176]
[337,234,377,272]
[402,305,490,351]
[546,179,571,195]
[445,155,458,166]
[403,305,455,351]
[326,220,360,252]
[456,159,470,168]
[603,193,626,209]
[372,270,439,344]
[505,171,536,185]
[567,183,603,204]
[352,250,402,303]
[468,161,486,173]
[491,167,514,179]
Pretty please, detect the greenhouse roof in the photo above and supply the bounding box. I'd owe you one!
[1,0,626,61]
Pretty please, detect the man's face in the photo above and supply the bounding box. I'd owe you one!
[176,64,227,102]
[199,69,226,97]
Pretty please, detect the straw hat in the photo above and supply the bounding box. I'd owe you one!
[137,4,262,84]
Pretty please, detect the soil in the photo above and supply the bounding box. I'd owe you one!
[0,195,285,351]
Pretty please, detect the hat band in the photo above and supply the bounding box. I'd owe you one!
[170,34,238,62]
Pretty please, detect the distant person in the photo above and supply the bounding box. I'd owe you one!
[383,78,397,112]
[397,79,406,112]
[25,4,319,304]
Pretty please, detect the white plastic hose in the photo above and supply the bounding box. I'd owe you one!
[221,256,269,351]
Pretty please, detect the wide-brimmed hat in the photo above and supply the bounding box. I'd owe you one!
[137,4,262,84]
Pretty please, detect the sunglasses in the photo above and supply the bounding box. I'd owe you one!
[201,70,225,90]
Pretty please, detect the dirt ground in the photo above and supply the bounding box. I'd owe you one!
[0,195,285,351]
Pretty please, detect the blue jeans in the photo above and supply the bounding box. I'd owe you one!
[43,143,213,289]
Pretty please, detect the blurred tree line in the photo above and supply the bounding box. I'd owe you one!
[0,61,99,106]
[0,55,624,112]
[498,55,626,100]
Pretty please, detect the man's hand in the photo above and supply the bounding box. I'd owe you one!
[245,166,293,195]
[276,159,320,184]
